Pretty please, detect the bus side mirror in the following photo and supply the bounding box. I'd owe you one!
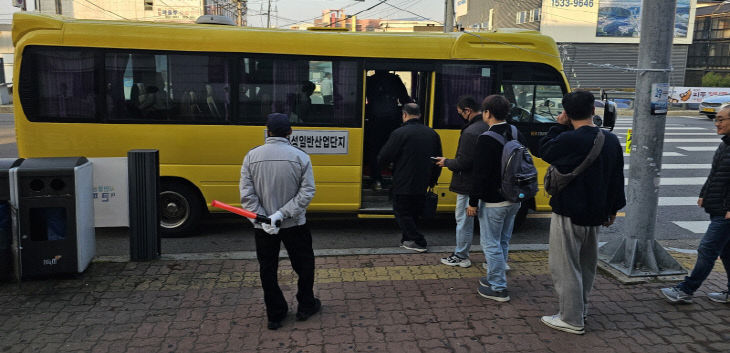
[601,90,616,131]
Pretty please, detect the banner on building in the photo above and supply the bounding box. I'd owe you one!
[455,0,468,18]
[541,0,696,44]
[668,86,730,104]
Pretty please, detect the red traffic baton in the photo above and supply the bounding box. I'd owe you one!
[210,200,281,227]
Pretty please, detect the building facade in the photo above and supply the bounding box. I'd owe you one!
[29,0,240,24]
[456,0,541,31]
[686,3,730,85]
[456,0,697,90]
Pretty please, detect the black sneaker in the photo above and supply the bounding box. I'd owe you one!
[267,320,283,330]
[477,285,510,302]
[296,298,322,321]
[479,276,489,287]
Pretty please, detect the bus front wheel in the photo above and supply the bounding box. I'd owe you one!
[160,180,204,236]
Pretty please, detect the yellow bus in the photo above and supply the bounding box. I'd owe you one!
[12,13,614,235]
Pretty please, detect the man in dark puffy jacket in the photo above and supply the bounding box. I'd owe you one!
[434,96,489,268]
[661,106,730,305]
[378,103,442,253]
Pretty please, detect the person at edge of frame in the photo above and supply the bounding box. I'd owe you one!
[661,105,730,305]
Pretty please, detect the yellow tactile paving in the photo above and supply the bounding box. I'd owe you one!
[100,251,720,291]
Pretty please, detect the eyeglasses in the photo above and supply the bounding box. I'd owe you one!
[715,118,730,124]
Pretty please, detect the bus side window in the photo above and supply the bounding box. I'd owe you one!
[21,47,98,122]
[236,57,359,127]
[433,64,494,129]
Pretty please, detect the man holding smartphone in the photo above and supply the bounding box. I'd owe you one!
[433,96,489,267]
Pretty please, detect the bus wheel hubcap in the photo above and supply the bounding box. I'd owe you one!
[160,191,190,229]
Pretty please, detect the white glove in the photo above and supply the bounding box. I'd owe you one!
[262,211,284,235]
[262,222,279,235]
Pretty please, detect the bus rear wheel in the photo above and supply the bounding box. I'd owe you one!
[159,180,204,236]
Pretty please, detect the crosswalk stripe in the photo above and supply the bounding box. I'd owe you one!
[677,146,718,151]
[624,177,706,185]
[624,152,685,157]
[658,197,700,206]
[616,132,716,136]
[624,164,711,169]
[672,221,710,234]
[664,139,721,143]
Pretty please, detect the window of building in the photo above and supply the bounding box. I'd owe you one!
[55,0,62,15]
[516,11,527,25]
[534,8,541,22]
[144,0,154,11]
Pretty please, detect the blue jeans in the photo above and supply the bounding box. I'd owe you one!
[453,194,475,259]
[479,201,521,291]
[677,216,730,295]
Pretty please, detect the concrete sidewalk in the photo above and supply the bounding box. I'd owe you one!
[1,250,728,353]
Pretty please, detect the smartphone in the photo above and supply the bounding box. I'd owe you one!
[430,157,440,163]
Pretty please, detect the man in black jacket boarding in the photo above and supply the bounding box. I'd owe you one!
[378,103,442,253]
[538,90,626,335]
[661,106,730,305]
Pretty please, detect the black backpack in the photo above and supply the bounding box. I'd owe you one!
[483,125,538,203]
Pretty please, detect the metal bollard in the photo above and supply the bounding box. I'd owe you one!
[128,150,160,261]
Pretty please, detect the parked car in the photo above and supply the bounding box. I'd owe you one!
[699,95,730,119]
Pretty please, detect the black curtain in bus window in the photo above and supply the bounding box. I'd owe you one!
[434,64,493,129]
[105,52,229,123]
[168,54,229,122]
[27,48,97,121]
[236,57,358,127]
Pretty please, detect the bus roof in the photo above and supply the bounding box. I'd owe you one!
[13,12,564,71]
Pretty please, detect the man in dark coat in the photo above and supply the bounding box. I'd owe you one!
[661,106,730,305]
[378,103,442,253]
[434,96,489,267]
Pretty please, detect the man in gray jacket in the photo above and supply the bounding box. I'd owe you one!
[240,113,320,330]
[434,96,488,267]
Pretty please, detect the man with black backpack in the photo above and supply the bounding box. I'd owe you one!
[469,95,536,302]
[538,90,625,335]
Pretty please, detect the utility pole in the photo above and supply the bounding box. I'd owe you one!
[266,0,271,28]
[444,0,454,33]
[598,0,685,277]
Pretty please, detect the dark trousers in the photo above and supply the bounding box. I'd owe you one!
[254,224,316,322]
[365,114,398,184]
[678,216,730,294]
[393,194,427,247]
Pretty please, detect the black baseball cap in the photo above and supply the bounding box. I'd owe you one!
[266,113,291,135]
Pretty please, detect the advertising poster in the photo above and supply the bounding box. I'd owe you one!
[668,87,730,104]
[88,157,129,227]
[651,83,669,115]
[541,0,695,44]
[596,0,690,38]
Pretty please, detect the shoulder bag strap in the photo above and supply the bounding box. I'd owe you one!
[570,130,605,176]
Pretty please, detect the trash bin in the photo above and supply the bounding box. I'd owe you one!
[0,158,23,281]
[9,157,95,278]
